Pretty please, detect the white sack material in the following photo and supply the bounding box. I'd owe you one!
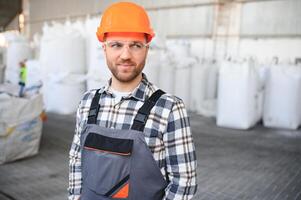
[85,17,105,72]
[40,23,86,75]
[0,117,42,164]
[0,65,4,84]
[5,40,31,84]
[174,57,196,110]
[166,40,190,58]
[263,65,301,130]
[144,49,162,86]
[25,59,42,88]
[87,79,107,91]
[0,93,44,126]
[4,69,19,85]
[43,74,86,114]
[190,60,219,117]
[87,58,111,81]
[190,61,206,112]
[217,60,262,129]
[0,91,44,164]
[86,57,110,90]
[158,51,175,94]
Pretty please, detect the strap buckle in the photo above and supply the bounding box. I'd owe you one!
[134,112,147,124]
[88,104,100,118]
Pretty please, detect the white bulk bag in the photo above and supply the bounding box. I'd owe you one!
[87,57,110,81]
[263,65,301,129]
[174,57,196,110]
[87,79,107,91]
[43,74,86,114]
[5,40,31,84]
[0,65,4,84]
[0,93,44,126]
[4,69,19,85]
[25,59,42,87]
[217,60,262,129]
[0,91,44,164]
[85,17,105,72]
[40,24,86,75]
[166,40,190,58]
[190,60,207,112]
[205,61,219,100]
[158,51,175,94]
[86,57,110,91]
[190,59,219,117]
[0,117,42,164]
[144,49,162,86]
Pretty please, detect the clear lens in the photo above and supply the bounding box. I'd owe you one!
[105,41,148,53]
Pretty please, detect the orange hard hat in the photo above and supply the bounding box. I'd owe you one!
[96,2,155,43]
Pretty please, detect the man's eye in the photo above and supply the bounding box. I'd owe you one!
[110,43,123,48]
[131,43,143,49]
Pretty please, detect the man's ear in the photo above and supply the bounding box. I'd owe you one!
[102,43,106,52]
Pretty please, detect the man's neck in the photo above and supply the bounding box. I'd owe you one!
[111,74,143,92]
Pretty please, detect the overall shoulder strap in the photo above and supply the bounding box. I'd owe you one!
[131,89,165,132]
[87,89,102,124]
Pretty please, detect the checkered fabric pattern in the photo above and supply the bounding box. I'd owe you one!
[68,74,197,200]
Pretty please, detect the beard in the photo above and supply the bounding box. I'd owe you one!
[106,58,146,83]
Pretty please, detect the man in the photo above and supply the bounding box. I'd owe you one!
[19,60,27,97]
[69,2,197,200]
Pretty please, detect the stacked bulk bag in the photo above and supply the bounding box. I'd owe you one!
[85,17,111,90]
[0,46,5,84]
[190,59,219,117]
[86,58,110,90]
[25,59,42,94]
[166,39,195,109]
[43,74,86,114]
[40,22,86,114]
[217,59,262,129]
[0,65,4,84]
[263,65,301,129]
[40,23,86,75]
[144,48,162,86]
[144,36,167,86]
[0,86,44,164]
[4,33,32,84]
[174,57,196,110]
[157,50,174,94]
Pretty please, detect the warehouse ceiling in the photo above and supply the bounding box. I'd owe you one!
[0,0,22,31]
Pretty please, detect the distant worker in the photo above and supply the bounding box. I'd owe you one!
[19,60,27,97]
[68,2,197,200]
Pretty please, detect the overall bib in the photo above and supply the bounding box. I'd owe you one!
[80,89,168,200]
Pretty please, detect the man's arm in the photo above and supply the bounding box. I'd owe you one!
[163,98,197,200]
[68,101,83,200]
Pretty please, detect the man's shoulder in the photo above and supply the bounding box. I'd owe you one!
[78,87,104,109]
[148,83,185,108]
[81,88,98,101]
[150,87,185,111]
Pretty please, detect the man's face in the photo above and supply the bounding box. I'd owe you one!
[103,33,148,83]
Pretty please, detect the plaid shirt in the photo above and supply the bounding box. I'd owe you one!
[68,74,197,200]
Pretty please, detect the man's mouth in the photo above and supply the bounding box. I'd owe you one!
[117,63,135,67]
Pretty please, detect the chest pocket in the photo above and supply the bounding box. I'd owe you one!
[82,132,133,198]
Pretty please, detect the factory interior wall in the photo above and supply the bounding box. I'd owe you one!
[20,0,301,62]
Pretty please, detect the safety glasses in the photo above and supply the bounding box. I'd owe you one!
[104,40,149,54]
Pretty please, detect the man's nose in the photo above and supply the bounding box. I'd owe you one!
[120,46,132,60]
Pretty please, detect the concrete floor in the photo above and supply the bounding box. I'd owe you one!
[0,113,301,200]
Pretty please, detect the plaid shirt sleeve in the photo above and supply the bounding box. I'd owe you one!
[163,97,197,200]
[68,100,82,200]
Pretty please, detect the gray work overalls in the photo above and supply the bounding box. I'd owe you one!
[80,89,168,200]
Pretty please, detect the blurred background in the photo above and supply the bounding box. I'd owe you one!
[0,0,301,200]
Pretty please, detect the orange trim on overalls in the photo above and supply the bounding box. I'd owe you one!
[112,183,129,198]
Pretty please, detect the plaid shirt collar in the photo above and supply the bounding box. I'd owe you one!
[99,73,150,102]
